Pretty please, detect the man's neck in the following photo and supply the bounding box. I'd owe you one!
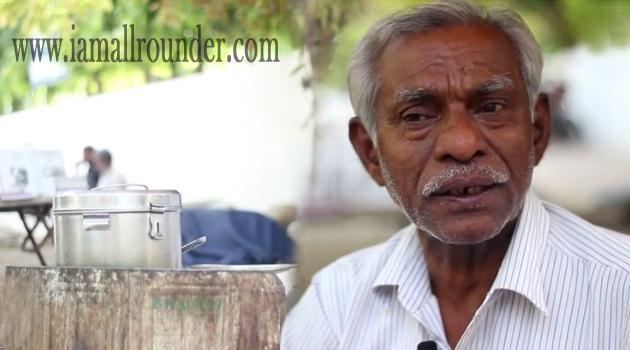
[418,219,518,347]
[420,221,516,295]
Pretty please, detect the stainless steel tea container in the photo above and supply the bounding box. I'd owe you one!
[53,184,183,268]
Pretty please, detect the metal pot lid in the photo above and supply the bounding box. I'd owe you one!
[53,184,181,214]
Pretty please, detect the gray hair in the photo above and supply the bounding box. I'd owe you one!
[347,0,543,138]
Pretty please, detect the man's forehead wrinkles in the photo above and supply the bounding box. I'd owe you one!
[397,61,447,82]
[391,54,500,80]
[411,45,497,63]
[380,43,519,106]
[381,41,511,83]
[394,64,504,89]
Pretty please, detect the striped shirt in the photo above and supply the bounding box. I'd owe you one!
[281,191,630,349]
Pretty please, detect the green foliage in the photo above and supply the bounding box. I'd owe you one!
[0,0,356,115]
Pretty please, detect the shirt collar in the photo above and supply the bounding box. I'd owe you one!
[490,190,550,315]
[372,224,432,314]
[372,190,550,315]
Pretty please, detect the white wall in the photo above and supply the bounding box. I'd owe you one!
[0,53,314,212]
[544,46,630,152]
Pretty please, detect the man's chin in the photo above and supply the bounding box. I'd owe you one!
[419,222,505,245]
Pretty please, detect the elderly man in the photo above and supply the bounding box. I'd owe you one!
[282,1,630,349]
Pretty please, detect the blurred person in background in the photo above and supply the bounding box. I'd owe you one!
[76,146,100,189]
[282,1,630,349]
[95,150,126,188]
[547,83,581,142]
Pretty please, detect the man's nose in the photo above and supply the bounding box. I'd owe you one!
[433,112,487,163]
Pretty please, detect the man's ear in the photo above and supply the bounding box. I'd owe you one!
[532,93,551,166]
[348,117,386,186]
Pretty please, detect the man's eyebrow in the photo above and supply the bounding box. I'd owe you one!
[392,75,514,105]
[474,75,515,95]
[392,88,438,105]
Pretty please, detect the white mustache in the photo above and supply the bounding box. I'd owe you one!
[421,164,509,198]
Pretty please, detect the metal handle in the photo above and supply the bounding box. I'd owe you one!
[182,235,207,253]
[150,202,167,213]
[82,214,111,231]
[91,184,148,191]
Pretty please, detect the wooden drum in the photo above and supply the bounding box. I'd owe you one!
[0,266,287,349]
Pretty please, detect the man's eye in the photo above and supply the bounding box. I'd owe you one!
[480,102,505,113]
[402,113,434,123]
